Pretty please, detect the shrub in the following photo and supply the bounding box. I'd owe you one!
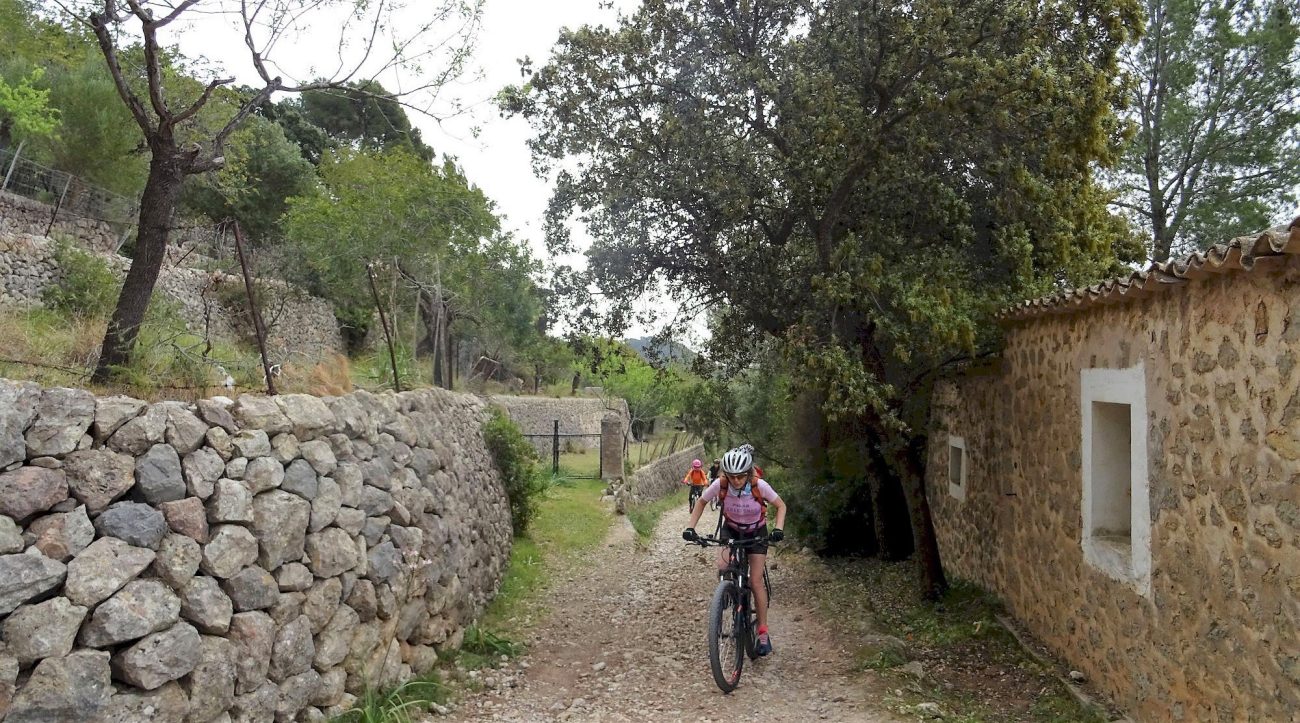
[482,407,547,535]
[43,239,121,315]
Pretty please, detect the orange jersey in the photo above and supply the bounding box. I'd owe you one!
[683,468,709,486]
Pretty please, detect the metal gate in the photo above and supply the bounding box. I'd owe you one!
[522,420,604,479]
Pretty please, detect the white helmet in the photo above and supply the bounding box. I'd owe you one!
[720,448,753,475]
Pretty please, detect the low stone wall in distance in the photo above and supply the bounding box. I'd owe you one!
[490,395,630,454]
[0,380,512,722]
[626,444,705,503]
[0,191,122,253]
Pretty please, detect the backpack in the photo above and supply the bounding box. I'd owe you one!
[718,477,767,507]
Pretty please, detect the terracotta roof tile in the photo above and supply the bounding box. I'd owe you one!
[1001,225,1300,322]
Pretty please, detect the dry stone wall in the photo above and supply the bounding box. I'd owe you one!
[490,395,630,453]
[0,233,343,360]
[625,444,705,503]
[927,255,1300,721]
[0,379,513,722]
[0,192,122,254]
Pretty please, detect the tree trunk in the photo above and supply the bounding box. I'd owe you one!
[442,311,454,389]
[92,149,185,382]
[890,440,947,600]
[1151,204,1172,263]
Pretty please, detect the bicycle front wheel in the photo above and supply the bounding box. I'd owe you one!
[707,579,745,692]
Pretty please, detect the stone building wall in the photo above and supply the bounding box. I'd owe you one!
[0,380,513,721]
[0,191,122,253]
[490,395,631,453]
[927,248,1300,720]
[0,233,343,360]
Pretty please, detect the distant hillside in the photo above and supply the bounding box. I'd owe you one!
[625,336,697,364]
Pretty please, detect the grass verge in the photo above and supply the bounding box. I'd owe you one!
[332,671,449,723]
[626,487,687,545]
[802,556,1115,723]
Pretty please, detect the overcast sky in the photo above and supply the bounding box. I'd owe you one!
[171,0,701,342]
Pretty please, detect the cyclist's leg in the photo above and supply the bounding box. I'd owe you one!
[716,524,733,572]
[750,552,769,629]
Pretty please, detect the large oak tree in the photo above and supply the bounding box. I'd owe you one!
[508,0,1140,596]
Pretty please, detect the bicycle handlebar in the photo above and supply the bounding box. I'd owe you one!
[686,534,771,548]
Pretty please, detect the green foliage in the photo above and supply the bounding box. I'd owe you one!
[461,626,521,657]
[42,239,120,315]
[333,672,448,723]
[301,81,435,161]
[0,67,58,142]
[482,408,547,535]
[626,488,685,545]
[1113,0,1300,260]
[182,115,318,243]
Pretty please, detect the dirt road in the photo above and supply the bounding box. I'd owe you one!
[444,501,900,722]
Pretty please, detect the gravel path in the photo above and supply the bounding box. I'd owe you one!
[444,500,901,722]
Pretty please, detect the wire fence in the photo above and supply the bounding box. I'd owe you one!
[0,143,138,248]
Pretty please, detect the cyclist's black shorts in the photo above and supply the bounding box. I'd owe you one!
[720,522,769,555]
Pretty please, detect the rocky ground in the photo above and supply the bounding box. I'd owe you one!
[440,503,902,723]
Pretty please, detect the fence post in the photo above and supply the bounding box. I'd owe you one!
[552,420,560,475]
[232,221,277,395]
[45,174,73,236]
[1,141,25,192]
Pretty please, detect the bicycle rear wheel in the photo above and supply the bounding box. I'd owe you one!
[707,580,745,692]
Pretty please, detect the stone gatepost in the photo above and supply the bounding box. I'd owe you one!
[600,413,626,482]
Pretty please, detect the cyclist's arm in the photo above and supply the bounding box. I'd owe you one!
[758,481,787,530]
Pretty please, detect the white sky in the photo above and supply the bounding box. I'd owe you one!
[170,0,706,344]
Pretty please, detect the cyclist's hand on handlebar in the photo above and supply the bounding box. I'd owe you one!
[682,528,699,542]
[769,528,784,543]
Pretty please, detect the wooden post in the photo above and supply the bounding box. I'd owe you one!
[367,262,402,392]
[45,174,73,236]
[552,419,560,475]
[231,221,277,395]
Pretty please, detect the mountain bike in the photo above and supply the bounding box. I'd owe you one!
[685,533,774,692]
[688,484,704,512]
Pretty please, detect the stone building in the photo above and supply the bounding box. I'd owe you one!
[926,226,1300,721]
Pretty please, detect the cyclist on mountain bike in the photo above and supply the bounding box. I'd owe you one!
[682,447,786,656]
[682,458,709,510]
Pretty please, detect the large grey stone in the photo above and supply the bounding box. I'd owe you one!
[268,591,304,627]
[80,579,181,647]
[101,681,189,723]
[3,597,89,664]
[94,501,168,549]
[111,621,202,690]
[207,479,253,524]
[359,486,394,516]
[334,463,362,508]
[230,682,276,723]
[92,395,146,442]
[298,440,337,476]
[344,579,377,622]
[243,457,284,494]
[196,399,238,433]
[228,612,275,694]
[107,404,168,455]
[334,507,365,536]
[5,650,111,722]
[65,536,155,606]
[302,577,342,634]
[0,553,66,614]
[164,405,209,454]
[233,396,291,435]
[275,562,313,592]
[251,490,310,570]
[0,467,68,522]
[135,444,186,504]
[276,669,322,720]
[221,567,280,612]
[181,447,224,499]
[152,533,202,590]
[205,427,234,461]
[304,528,362,578]
[0,514,21,553]
[200,525,259,578]
[276,395,335,440]
[309,477,342,532]
[25,387,94,458]
[0,380,40,468]
[312,603,359,670]
[26,506,94,561]
[179,576,234,634]
[314,667,347,707]
[229,430,271,459]
[64,449,135,513]
[366,540,402,586]
[269,615,315,682]
[160,497,209,543]
[281,459,318,500]
[185,636,236,722]
[0,654,15,718]
[270,433,300,464]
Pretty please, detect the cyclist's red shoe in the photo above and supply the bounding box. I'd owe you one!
[756,632,772,656]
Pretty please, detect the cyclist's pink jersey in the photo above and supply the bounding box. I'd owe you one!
[700,479,780,530]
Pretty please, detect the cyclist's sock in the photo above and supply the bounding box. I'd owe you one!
[758,625,768,635]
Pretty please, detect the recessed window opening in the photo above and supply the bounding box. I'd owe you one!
[1090,401,1132,543]
[947,435,967,501]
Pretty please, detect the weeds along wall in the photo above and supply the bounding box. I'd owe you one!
[0,380,513,721]
[0,232,343,360]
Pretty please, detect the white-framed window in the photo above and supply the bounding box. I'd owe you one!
[947,435,967,501]
[1080,364,1151,597]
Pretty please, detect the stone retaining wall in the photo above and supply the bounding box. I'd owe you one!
[490,395,631,453]
[0,233,343,360]
[0,192,122,254]
[0,379,513,722]
[628,444,705,501]
[927,254,1300,720]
